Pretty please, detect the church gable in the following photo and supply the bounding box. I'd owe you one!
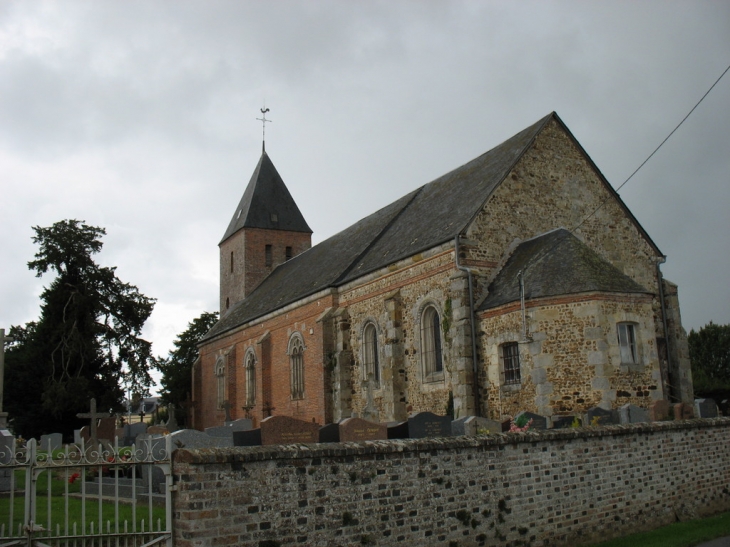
[463,116,662,293]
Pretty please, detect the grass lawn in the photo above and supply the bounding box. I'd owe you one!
[0,467,166,537]
[588,511,730,547]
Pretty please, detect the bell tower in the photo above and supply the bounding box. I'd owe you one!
[219,150,312,313]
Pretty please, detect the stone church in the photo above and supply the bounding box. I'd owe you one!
[192,112,693,429]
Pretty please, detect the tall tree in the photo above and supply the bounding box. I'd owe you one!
[155,311,218,426]
[5,220,155,439]
[689,322,730,395]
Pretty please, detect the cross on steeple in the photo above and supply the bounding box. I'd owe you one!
[256,107,272,153]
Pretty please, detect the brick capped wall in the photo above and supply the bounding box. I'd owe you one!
[173,418,730,547]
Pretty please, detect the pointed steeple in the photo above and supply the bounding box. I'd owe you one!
[219,150,312,313]
[221,151,312,244]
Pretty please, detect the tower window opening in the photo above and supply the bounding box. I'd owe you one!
[265,244,273,267]
[286,246,293,261]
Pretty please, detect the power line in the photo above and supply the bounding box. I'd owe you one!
[573,62,730,233]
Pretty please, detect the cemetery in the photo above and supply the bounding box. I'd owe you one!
[1,388,728,546]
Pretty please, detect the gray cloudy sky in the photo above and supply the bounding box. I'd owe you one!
[1,1,729,388]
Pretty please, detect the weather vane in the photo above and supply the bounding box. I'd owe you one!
[256,107,272,152]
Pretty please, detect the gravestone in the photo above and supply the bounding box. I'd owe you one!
[205,418,253,439]
[135,435,168,494]
[260,416,320,445]
[73,429,82,445]
[451,416,503,436]
[170,428,232,449]
[320,417,386,443]
[166,404,179,432]
[552,415,580,429]
[147,425,169,435]
[719,400,730,417]
[232,429,262,447]
[618,404,649,424]
[40,433,62,453]
[0,429,13,492]
[514,411,549,430]
[97,417,117,442]
[694,398,718,418]
[408,412,452,439]
[387,420,409,439]
[673,402,694,420]
[120,422,147,446]
[585,407,619,426]
[649,400,671,421]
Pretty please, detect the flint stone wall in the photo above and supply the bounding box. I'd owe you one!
[173,418,730,547]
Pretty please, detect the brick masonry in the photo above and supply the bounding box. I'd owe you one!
[173,418,730,547]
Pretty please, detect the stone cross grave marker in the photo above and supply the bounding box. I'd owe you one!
[222,400,233,423]
[76,398,108,444]
[361,373,380,423]
[166,403,179,432]
[0,328,13,428]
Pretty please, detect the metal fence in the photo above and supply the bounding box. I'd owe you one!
[0,435,172,547]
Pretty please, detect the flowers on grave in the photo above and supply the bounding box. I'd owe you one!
[509,414,533,433]
[68,472,81,484]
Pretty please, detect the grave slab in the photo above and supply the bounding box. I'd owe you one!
[260,416,320,445]
[514,411,549,430]
[338,418,387,442]
[673,402,694,420]
[233,429,262,447]
[40,433,62,453]
[408,412,452,439]
[451,416,503,436]
[649,400,671,422]
[694,398,718,418]
[619,404,649,424]
[585,407,619,426]
[169,428,232,449]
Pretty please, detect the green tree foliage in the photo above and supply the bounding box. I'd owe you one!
[155,311,218,426]
[688,322,730,395]
[5,220,155,439]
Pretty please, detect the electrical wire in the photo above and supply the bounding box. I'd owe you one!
[572,62,730,233]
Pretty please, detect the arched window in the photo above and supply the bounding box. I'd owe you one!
[421,305,443,380]
[363,322,380,387]
[214,356,226,409]
[244,350,256,406]
[289,335,305,400]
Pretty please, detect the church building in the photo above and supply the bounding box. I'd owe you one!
[192,112,693,429]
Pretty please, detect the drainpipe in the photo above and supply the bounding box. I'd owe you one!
[518,270,527,342]
[455,236,481,417]
[656,257,675,402]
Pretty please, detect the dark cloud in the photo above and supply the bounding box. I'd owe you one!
[1,1,728,381]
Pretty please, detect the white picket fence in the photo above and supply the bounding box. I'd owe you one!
[0,436,173,547]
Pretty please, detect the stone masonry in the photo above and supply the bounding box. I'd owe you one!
[173,418,730,547]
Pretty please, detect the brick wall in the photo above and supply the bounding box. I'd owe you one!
[197,293,335,430]
[173,418,730,547]
[220,227,311,312]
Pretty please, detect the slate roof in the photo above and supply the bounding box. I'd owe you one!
[220,151,312,244]
[203,112,659,341]
[478,229,649,311]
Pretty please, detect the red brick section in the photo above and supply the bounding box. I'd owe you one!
[219,227,311,312]
[197,294,335,430]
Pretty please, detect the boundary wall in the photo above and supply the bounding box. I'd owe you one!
[173,419,730,547]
